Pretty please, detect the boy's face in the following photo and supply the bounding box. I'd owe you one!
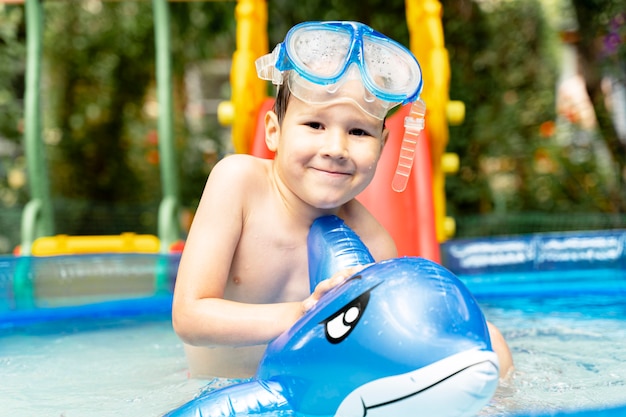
[265,89,388,210]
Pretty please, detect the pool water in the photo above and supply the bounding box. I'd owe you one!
[482,295,626,416]
[2,295,625,417]
[1,315,205,417]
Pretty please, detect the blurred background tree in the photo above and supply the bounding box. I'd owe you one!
[40,1,236,236]
[442,0,626,236]
[570,0,626,208]
[0,3,26,251]
[0,0,624,253]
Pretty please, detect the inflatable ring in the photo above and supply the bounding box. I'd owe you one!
[165,215,499,417]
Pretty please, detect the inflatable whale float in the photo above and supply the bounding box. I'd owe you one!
[165,216,499,417]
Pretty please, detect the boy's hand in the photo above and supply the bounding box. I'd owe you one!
[302,265,367,313]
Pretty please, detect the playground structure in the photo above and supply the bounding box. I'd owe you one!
[14,0,180,257]
[12,0,461,261]
[4,0,182,309]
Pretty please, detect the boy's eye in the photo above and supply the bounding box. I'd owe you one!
[349,128,372,137]
[306,122,323,130]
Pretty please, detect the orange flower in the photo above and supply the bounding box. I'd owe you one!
[539,121,555,137]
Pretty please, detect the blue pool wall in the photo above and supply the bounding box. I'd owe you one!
[2,228,625,316]
[0,253,181,326]
[442,228,626,274]
[441,229,626,298]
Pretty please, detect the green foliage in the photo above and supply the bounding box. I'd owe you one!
[0,5,23,139]
[39,2,156,234]
[444,0,560,216]
[569,0,626,213]
[0,1,237,246]
[267,0,409,49]
[44,1,155,199]
[168,1,236,209]
[442,0,626,238]
[0,5,26,252]
[0,5,26,206]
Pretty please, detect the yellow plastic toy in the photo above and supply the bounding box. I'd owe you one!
[30,233,161,256]
[406,0,461,240]
[217,0,268,154]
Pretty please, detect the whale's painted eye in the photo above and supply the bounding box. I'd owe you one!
[322,287,373,344]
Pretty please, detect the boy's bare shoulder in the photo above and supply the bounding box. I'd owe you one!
[213,153,268,174]
[209,154,271,185]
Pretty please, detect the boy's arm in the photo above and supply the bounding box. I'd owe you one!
[172,155,304,347]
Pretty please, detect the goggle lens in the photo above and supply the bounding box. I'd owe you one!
[286,27,352,80]
[362,33,420,99]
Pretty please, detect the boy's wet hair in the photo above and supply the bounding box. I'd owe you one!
[273,83,291,125]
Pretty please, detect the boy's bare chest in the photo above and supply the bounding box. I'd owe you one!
[226,222,311,303]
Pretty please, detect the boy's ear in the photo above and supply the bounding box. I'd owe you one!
[381,127,390,149]
[264,110,280,152]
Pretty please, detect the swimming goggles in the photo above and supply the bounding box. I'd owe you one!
[256,21,423,120]
[256,21,426,192]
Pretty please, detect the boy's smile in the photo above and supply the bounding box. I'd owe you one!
[311,166,353,179]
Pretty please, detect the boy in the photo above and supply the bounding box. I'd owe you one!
[172,21,513,379]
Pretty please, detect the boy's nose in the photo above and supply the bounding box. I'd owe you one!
[321,131,349,159]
